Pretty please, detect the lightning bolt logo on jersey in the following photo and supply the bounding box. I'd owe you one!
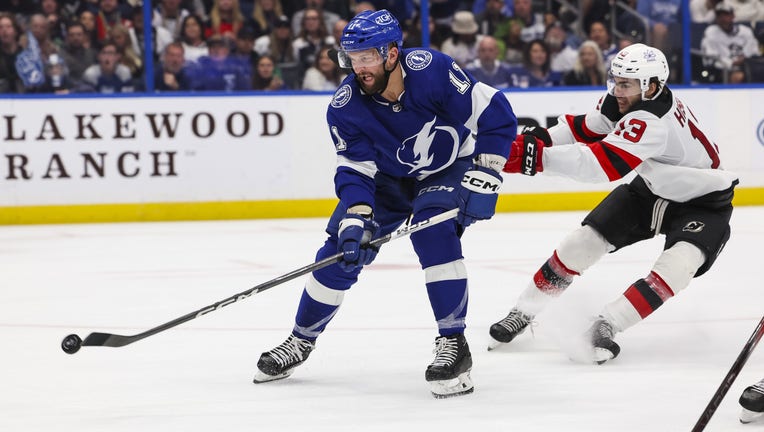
[397,117,459,176]
[327,48,516,208]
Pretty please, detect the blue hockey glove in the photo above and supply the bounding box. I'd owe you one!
[337,208,380,272]
[457,164,504,227]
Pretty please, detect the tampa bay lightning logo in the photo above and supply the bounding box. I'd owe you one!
[397,117,459,176]
[331,84,352,108]
[757,118,764,147]
[406,50,433,70]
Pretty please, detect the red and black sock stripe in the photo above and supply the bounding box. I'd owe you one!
[624,271,675,318]
[533,251,579,295]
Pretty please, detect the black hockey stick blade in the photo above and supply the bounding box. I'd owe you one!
[62,208,459,354]
[691,315,764,432]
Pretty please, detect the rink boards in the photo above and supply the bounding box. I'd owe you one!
[0,88,762,224]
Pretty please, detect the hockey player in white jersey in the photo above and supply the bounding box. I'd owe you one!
[254,10,517,397]
[488,43,738,364]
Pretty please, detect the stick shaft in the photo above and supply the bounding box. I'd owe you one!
[691,316,764,432]
[80,208,459,349]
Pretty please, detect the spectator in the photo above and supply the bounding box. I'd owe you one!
[110,24,142,79]
[59,21,97,84]
[129,5,173,64]
[81,40,136,93]
[512,0,545,42]
[562,39,606,86]
[232,26,257,77]
[254,14,294,61]
[472,0,513,18]
[465,35,513,88]
[403,11,441,49]
[256,14,299,88]
[330,18,347,49]
[251,53,285,90]
[154,41,191,91]
[38,0,66,45]
[690,0,724,23]
[179,14,208,63]
[636,0,681,53]
[301,46,345,90]
[701,2,760,83]
[545,21,578,74]
[94,0,132,43]
[251,0,284,37]
[497,18,525,65]
[26,13,59,60]
[78,9,98,49]
[188,35,250,91]
[440,10,484,67]
[34,52,80,94]
[292,7,333,77]
[508,38,562,87]
[588,20,618,67]
[0,12,22,93]
[153,0,191,40]
[205,0,248,44]
[291,0,340,38]
[475,0,510,36]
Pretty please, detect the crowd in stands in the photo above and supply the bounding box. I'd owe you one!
[0,0,763,94]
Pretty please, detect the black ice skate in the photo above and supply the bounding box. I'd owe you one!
[253,334,315,383]
[425,333,474,399]
[587,316,620,364]
[740,378,764,424]
[488,307,534,350]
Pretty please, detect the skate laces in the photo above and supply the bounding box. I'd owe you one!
[268,335,313,367]
[592,317,615,340]
[752,378,764,394]
[497,308,535,335]
[431,336,460,367]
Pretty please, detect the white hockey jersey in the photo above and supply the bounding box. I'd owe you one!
[544,90,738,203]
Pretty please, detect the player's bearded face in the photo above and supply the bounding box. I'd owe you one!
[350,49,387,94]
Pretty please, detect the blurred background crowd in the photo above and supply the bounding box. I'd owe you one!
[1,0,763,94]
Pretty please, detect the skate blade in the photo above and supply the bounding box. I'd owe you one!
[429,371,474,399]
[487,337,504,351]
[592,347,615,365]
[253,368,294,384]
[740,408,764,424]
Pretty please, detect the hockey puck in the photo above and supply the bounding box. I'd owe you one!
[61,334,82,354]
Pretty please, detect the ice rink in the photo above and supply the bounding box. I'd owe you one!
[2,207,763,432]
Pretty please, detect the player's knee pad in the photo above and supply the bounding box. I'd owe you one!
[556,225,614,274]
[651,241,705,294]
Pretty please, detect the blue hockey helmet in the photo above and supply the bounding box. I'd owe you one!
[337,10,403,69]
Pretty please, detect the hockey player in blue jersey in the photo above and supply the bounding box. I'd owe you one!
[254,10,517,398]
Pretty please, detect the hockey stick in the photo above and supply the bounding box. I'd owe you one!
[691,315,764,432]
[61,208,460,354]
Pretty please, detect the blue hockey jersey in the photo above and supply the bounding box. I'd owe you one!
[327,48,517,210]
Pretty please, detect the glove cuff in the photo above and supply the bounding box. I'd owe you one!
[347,204,373,218]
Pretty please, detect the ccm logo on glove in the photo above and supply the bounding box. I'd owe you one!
[461,169,502,193]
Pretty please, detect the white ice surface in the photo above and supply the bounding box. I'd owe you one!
[1,208,763,432]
